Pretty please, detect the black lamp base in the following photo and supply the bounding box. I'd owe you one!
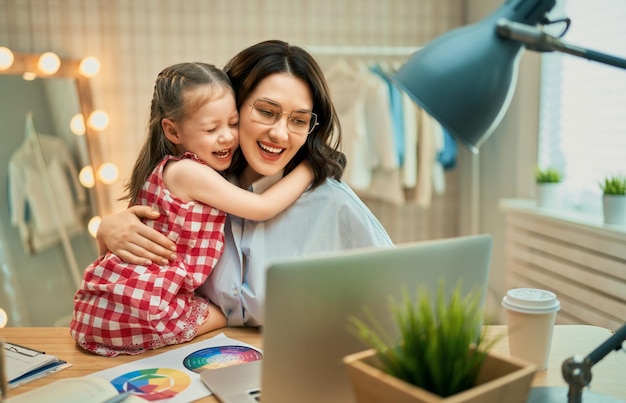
[527,387,626,403]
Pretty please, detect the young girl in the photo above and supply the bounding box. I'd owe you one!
[70,62,313,356]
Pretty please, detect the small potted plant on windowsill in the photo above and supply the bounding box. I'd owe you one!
[535,167,563,209]
[343,283,536,403]
[600,175,626,226]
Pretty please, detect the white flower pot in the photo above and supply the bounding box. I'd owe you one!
[602,195,626,225]
[536,183,562,209]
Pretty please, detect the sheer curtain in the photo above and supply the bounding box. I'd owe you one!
[538,0,626,215]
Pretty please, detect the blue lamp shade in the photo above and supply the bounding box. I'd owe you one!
[393,0,556,154]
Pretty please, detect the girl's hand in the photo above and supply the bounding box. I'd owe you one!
[96,205,176,265]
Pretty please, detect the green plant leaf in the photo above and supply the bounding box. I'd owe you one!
[347,281,493,397]
[599,175,626,195]
[535,167,562,183]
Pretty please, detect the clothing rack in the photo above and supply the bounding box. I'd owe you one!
[305,45,420,56]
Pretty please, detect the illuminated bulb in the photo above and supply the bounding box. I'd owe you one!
[88,216,101,238]
[0,307,7,328]
[22,71,37,81]
[0,46,14,70]
[87,110,109,131]
[37,51,61,75]
[79,166,95,188]
[97,162,119,184]
[79,56,100,77]
[70,113,86,135]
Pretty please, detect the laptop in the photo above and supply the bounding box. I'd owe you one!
[202,234,493,403]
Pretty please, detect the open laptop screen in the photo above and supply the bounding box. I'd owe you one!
[260,234,492,403]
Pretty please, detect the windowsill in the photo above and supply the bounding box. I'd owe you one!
[499,198,626,238]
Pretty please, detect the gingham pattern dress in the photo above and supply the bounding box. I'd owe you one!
[70,152,226,356]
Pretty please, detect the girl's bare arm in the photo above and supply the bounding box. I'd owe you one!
[166,160,313,221]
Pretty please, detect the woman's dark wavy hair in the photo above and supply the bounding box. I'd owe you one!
[122,62,233,204]
[224,40,345,189]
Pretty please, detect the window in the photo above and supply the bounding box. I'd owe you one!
[538,0,626,214]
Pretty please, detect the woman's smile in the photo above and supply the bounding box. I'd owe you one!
[258,141,284,156]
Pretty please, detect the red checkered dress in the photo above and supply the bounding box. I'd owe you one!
[70,152,226,356]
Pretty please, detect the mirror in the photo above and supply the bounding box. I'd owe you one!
[0,52,106,327]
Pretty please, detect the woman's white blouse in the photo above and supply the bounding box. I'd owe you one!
[196,174,394,326]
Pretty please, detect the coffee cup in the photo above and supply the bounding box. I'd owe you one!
[501,288,560,370]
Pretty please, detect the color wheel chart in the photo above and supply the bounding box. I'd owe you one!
[183,345,263,372]
[92,333,260,402]
[110,368,190,401]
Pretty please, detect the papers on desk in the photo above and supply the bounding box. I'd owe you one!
[5,376,147,403]
[4,342,71,388]
[90,333,262,403]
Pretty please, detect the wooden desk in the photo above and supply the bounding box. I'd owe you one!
[1,327,260,402]
[2,325,625,401]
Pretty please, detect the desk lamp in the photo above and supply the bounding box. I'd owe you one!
[392,0,626,402]
[393,0,626,154]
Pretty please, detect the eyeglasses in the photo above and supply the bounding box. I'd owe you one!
[249,98,319,135]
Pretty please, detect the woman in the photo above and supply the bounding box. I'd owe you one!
[97,40,394,326]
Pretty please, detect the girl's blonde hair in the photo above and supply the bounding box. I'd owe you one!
[122,62,233,204]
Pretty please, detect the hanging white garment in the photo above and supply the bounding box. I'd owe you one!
[415,108,436,208]
[326,60,376,190]
[365,62,401,171]
[402,91,418,188]
[326,60,407,205]
[8,134,87,254]
[357,65,405,206]
[431,118,446,195]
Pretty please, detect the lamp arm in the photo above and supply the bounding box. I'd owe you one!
[496,19,626,70]
[560,322,626,403]
[585,322,626,364]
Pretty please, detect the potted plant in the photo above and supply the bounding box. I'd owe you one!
[535,167,563,209]
[343,283,536,403]
[600,175,626,225]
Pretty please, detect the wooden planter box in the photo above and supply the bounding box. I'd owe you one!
[343,349,536,403]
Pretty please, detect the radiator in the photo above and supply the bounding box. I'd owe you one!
[502,199,626,331]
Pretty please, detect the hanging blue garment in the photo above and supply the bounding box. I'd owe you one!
[369,64,405,166]
[438,129,458,170]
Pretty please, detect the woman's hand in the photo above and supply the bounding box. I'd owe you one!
[96,205,176,265]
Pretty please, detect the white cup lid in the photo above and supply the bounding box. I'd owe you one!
[501,288,561,314]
